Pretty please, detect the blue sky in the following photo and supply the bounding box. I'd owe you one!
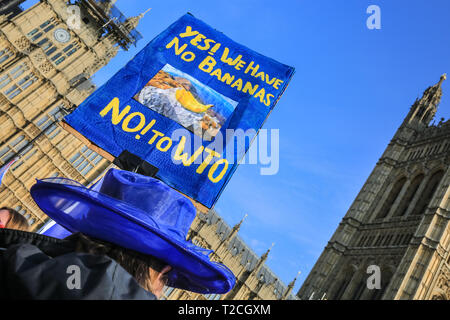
[23,0,450,294]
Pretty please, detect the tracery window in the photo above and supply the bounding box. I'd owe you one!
[394,174,424,217]
[35,104,65,139]
[0,47,13,65]
[69,146,103,176]
[376,177,407,219]
[27,17,57,43]
[0,135,28,165]
[1,63,38,100]
[411,170,444,215]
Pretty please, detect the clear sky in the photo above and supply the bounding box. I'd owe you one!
[23,0,450,294]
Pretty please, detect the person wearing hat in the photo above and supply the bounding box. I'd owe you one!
[0,169,235,300]
[0,207,30,231]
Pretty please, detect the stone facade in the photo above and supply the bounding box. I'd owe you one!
[298,75,450,300]
[0,0,147,230]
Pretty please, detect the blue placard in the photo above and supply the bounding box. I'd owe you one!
[65,13,295,208]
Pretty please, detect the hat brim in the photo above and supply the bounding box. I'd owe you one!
[30,179,235,294]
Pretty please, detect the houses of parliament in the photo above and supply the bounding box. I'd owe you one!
[0,0,448,301]
[298,75,450,300]
[0,0,298,300]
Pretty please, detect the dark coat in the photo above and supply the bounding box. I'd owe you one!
[0,229,157,300]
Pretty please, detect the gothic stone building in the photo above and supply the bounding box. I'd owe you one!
[298,75,450,300]
[0,0,297,300]
[0,0,149,229]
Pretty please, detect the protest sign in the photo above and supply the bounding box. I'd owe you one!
[65,13,295,208]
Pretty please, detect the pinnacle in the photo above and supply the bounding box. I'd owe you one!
[123,7,151,31]
[439,73,447,85]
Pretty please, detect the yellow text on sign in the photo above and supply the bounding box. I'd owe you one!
[99,98,229,184]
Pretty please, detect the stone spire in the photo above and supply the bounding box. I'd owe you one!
[282,271,301,300]
[253,243,274,273]
[228,214,247,240]
[213,215,247,259]
[244,243,275,300]
[261,243,274,261]
[123,7,151,32]
[403,74,446,126]
[99,0,117,14]
[422,73,446,108]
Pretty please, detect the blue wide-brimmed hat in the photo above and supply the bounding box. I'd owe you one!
[30,168,235,294]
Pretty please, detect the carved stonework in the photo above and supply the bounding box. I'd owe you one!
[13,36,32,53]
[38,61,54,75]
[431,264,450,300]
[31,52,45,63]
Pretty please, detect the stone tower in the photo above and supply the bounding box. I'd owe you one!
[0,0,146,231]
[298,75,450,300]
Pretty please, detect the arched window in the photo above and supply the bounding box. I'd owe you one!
[411,170,445,216]
[394,174,424,217]
[370,269,394,300]
[332,265,357,300]
[422,109,433,124]
[0,47,13,66]
[334,277,352,300]
[416,106,426,118]
[69,145,103,177]
[351,278,367,300]
[376,177,407,219]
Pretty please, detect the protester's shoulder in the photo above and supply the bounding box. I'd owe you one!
[1,241,156,300]
[67,250,158,300]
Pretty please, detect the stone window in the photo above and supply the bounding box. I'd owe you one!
[35,104,65,140]
[395,174,424,217]
[383,234,393,246]
[0,62,30,92]
[365,235,375,247]
[0,47,13,65]
[14,205,36,227]
[27,17,57,43]
[47,41,81,66]
[14,205,27,216]
[376,177,407,219]
[416,106,426,118]
[2,66,39,100]
[0,134,28,165]
[374,235,384,247]
[411,170,444,215]
[11,145,38,172]
[404,234,412,245]
[393,234,403,246]
[204,293,221,300]
[334,275,353,300]
[351,279,366,299]
[161,286,174,300]
[69,146,103,176]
